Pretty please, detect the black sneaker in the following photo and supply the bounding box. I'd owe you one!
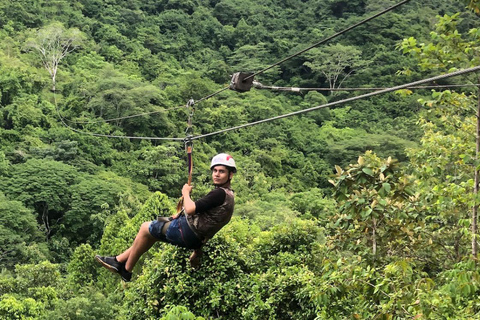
[95,255,132,282]
[95,255,122,273]
[119,265,132,282]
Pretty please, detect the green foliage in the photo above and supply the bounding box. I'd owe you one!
[465,0,480,13]
[24,22,86,90]
[254,219,323,271]
[119,217,321,320]
[330,151,416,260]
[40,290,115,320]
[0,1,477,319]
[240,266,318,320]
[303,44,368,91]
[407,91,477,267]
[114,144,185,196]
[14,261,61,292]
[0,259,116,320]
[66,244,98,289]
[121,235,246,319]
[399,13,480,72]
[97,191,175,289]
[318,122,417,168]
[160,306,205,320]
[289,188,336,219]
[401,12,480,265]
[63,177,124,245]
[234,192,299,230]
[0,294,43,320]
[0,193,48,269]
[0,158,79,239]
[81,70,173,137]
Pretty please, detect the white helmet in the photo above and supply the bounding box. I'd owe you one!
[210,153,237,172]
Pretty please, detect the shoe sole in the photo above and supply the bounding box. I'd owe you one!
[94,255,119,273]
[121,275,131,282]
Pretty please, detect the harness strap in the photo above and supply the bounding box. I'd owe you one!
[161,220,172,236]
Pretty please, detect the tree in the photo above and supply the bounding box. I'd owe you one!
[0,159,79,239]
[63,177,124,246]
[0,152,7,175]
[66,244,98,289]
[407,91,477,265]
[122,144,184,196]
[303,44,367,93]
[399,13,480,257]
[0,193,48,269]
[160,306,205,320]
[365,0,397,13]
[0,294,43,320]
[228,43,281,83]
[117,215,320,319]
[289,188,336,219]
[25,22,85,90]
[330,151,414,259]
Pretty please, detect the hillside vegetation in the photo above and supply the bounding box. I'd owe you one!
[1,0,480,319]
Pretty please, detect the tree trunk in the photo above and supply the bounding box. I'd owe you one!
[473,83,480,258]
[42,202,51,240]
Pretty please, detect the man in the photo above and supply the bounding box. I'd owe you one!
[95,153,236,282]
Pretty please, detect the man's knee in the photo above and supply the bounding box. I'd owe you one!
[140,221,154,237]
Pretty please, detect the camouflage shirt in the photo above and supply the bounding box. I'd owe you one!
[186,187,235,240]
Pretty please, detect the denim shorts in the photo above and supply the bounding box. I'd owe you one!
[149,215,202,249]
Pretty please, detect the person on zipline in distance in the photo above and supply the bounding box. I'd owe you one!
[95,153,236,282]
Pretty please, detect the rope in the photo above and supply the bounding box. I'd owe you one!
[176,100,196,215]
[186,144,193,185]
[64,105,185,124]
[195,86,230,104]
[54,0,415,142]
[56,0,410,130]
[175,143,194,214]
[53,92,185,141]
[184,100,195,186]
[59,87,227,127]
[253,82,480,92]
[244,0,412,81]
[190,66,480,141]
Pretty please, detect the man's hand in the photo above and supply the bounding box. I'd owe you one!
[182,184,196,215]
[182,184,193,197]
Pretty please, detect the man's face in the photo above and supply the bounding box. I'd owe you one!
[212,165,233,185]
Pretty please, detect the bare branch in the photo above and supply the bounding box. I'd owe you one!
[24,22,85,90]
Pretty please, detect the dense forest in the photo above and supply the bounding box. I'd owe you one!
[1,0,480,319]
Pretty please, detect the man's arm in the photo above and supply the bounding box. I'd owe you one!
[183,186,227,216]
[182,184,196,215]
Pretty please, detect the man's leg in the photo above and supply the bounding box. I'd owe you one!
[116,247,132,262]
[116,221,157,272]
[96,221,158,281]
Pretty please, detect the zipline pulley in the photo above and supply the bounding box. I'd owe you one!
[230,72,254,92]
[185,98,195,136]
